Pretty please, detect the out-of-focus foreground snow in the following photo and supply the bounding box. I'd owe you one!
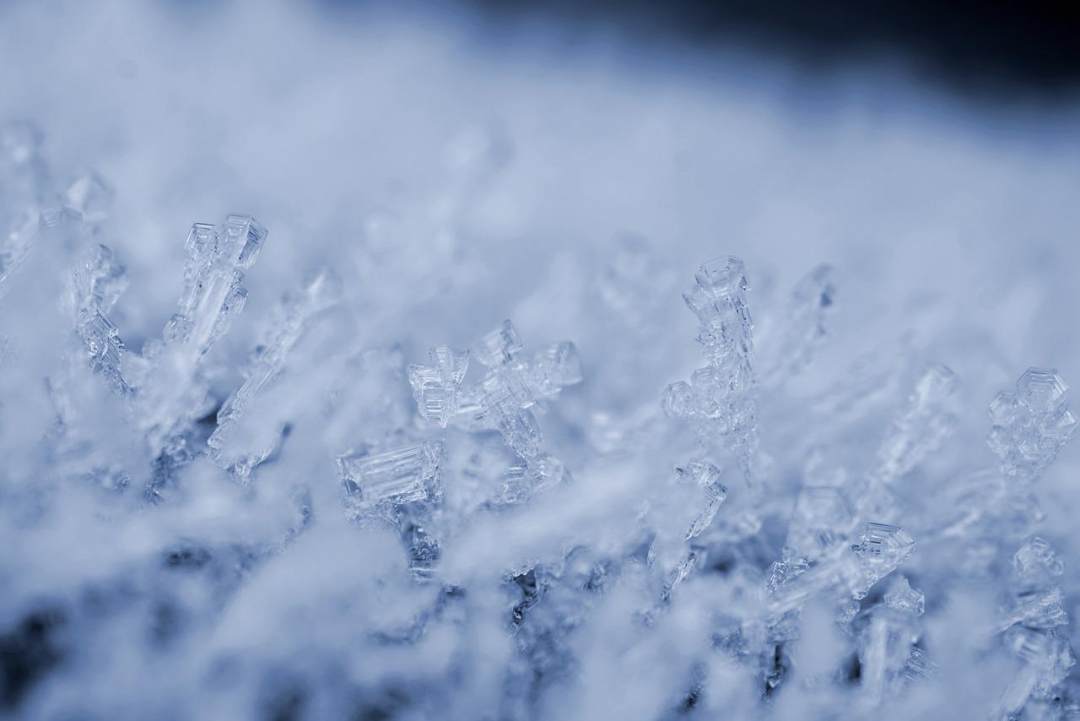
[1,1,1080,719]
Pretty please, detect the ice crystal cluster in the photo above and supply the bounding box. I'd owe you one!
[3,3,1080,721]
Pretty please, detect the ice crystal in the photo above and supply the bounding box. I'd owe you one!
[989,367,1077,482]
[338,441,443,521]
[208,269,341,481]
[129,215,267,498]
[664,256,757,482]
[68,243,129,393]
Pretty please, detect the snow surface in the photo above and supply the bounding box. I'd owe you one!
[1,1,1080,719]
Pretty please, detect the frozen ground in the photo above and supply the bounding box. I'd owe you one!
[1,1,1080,719]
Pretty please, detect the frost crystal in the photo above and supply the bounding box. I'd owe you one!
[664,256,757,482]
[673,461,728,540]
[338,442,443,521]
[130,215,267,498]
[208,270,341,481]
[338,441,445,580]
[69,243,129,392]
[761,263,835,383]
[989,367,1077,482]
[166,215,266,353]
[5,85,1080,721]
[412,319,581,500]
[883,575,925,617]
[408,346,470,428]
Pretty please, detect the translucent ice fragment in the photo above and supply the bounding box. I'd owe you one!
[1013,537,1065,588]
[167,215,267,355]
[764,556,831,616]
[64,173,114,226]
[853,522,915,566]
[408,345,470,428]
[338,442,442,521]
[528,341,583,399]
[762,264,835,382]
[69,243,129,392]
[661,380,694,419]
[135,216,268,483]
[988,368,1077,481]
[683,256,753,374]
[472,319,523,368]
[490,405,543,460]
[668,255,757,483]
[1017,368,1068,413]
[786,486,853,557]
[851,522,915,597]
[674,461,728,540]
[999,628,1075,717]
[503,454,570,504]
[883,575,925,617]
[208,270,341,479]
[1000,588,1069,632]
[875,364,958,483]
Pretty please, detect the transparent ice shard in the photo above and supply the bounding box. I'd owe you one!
[761,263,835,384]
[433,320,580,476]
[472,319,523,369]
[63,173,114,227]
[998,537,1070,636]
[999,628,1076,718]
[1013,537,1065,588]
[883,575,925,617]
[874,364,958,484]
[999,588,1069,632]
[130,216,267,498]
[683,256,753,386]
[665,256,757,483]
[673,461,728,540]
[338,442,443,522]
[69,243,129,393]
[502,454,571,504]
[858,581,926,708]
[766,522,913,620]
[408,346,470,428]
[785,485,853,558]
[988,368,1077,482]
[852,522,915,570]
[207,270,341,481]
[528,341,583,400]
[166,215,266,355]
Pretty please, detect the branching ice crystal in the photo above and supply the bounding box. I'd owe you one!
[663,256,757,482]
[130,215,267,498]
[989,368,1077,482]
[995,537,1074,717]
[766,521,914,618]
[410,319,581,501]
[208,270,342,481]
[165,215,266,355]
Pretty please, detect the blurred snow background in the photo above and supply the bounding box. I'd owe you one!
[1,0,1080,719]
